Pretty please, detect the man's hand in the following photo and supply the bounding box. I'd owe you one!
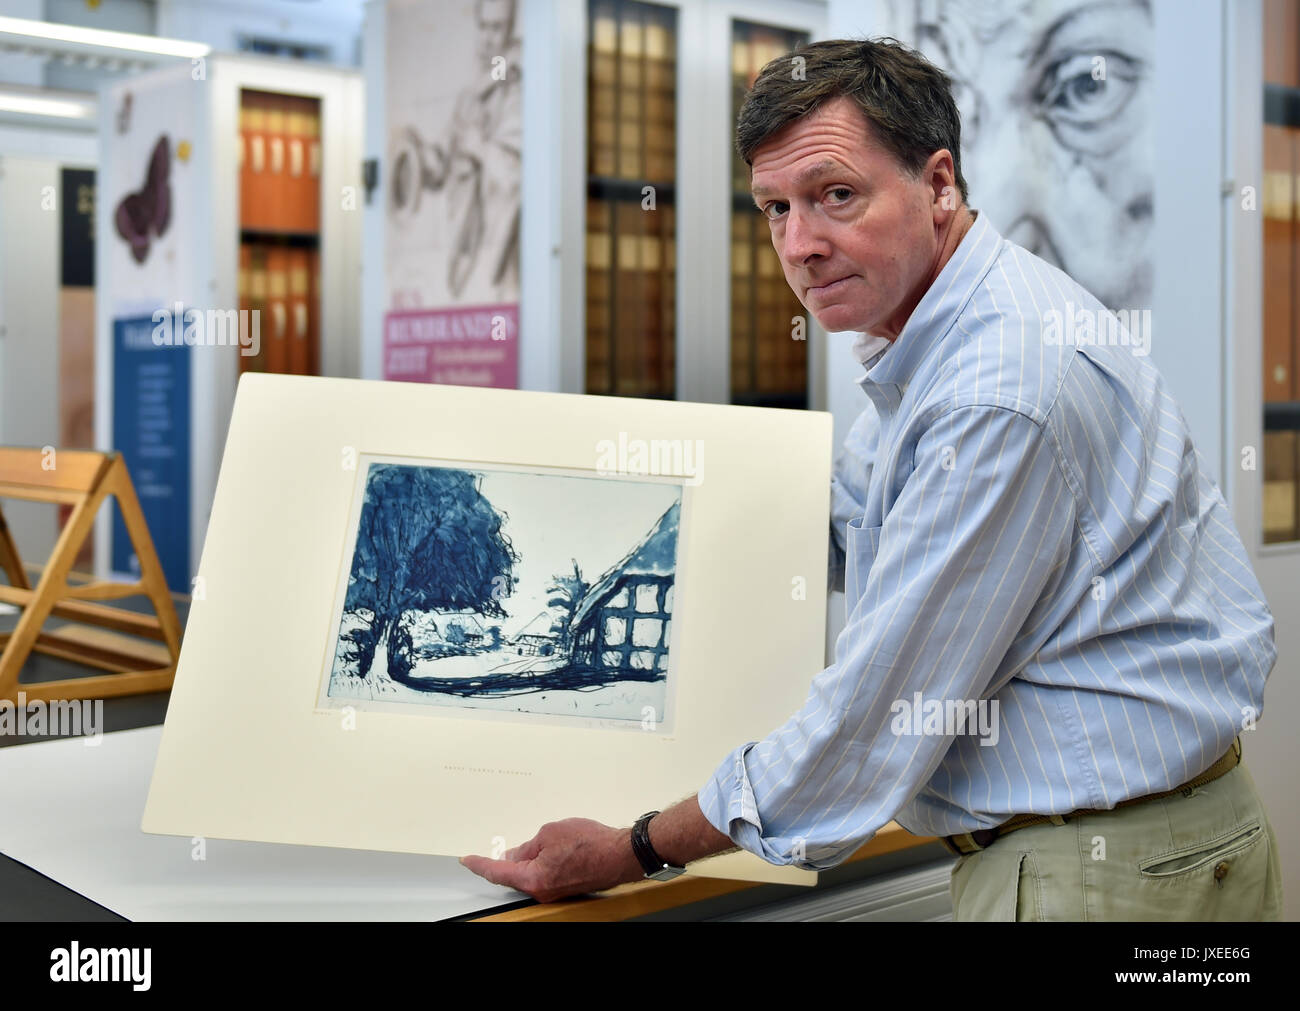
[460,818,643,903]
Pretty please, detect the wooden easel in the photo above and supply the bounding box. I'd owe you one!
[0,447,182,705]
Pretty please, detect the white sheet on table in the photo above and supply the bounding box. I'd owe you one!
[0,726,523,921]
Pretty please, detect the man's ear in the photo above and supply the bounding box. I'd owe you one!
[925,148,960,220]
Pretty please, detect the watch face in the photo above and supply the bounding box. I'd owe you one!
[648,865,686,882]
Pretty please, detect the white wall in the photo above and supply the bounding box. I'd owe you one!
[39,0,156,93]
[359,0,384,381]
[0,0,46,87]
[156,0,363,66]
[0,156,69,562]
[0,124,95,162]
[519,0,585,392]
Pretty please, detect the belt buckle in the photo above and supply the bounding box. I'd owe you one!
[971,827,1000,849]
[943,828,1000,856]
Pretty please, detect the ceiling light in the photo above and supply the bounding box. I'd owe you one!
[0,87,96,120]
[0,15,210,60]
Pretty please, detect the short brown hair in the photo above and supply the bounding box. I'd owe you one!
[736,37,969,205]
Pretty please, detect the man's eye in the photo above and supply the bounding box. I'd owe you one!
[1037,51,1139,126]
[762,202,788,220]
[827,187,853,202]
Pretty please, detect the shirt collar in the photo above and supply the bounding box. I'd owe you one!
[855,211,1004,410]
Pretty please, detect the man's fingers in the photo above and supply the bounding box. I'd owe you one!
[460,854,535,893]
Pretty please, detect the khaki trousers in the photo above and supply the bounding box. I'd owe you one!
[949,760,1284,921]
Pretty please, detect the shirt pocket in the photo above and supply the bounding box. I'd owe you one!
[845,514,884,606]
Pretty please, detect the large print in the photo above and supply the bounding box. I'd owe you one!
[884,0,1154,309]
[321,456,682,728]
[383,0,520,386]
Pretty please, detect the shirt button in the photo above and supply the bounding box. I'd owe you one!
[1214,861,1230,882]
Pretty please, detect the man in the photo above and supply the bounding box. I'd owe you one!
[461,37,1283,920]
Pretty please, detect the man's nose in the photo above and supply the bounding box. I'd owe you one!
[779,205,829,268]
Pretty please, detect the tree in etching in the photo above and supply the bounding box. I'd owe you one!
[339,464,519,680]
[544,559,588,657]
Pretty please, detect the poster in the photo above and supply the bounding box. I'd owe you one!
[111,315,190,594]
[383,0,521,387]
[882,0,1154,311]
[103,66,199,589]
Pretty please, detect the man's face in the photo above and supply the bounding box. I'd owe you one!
[476,0,514,62]
[750,95,945,339]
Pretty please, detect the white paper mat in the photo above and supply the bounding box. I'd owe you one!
[0,726,523,921]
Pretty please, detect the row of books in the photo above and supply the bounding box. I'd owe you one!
[1263,124,1300,403]
[237,241,320,376]
[586,3,676,399]
[1265,0,1300,89]
[1262,4,1300,544]
[730,308,808,394]
[730,25,808,191]
[238,90,322,234]
[731,202,807,402]
[590,3,673,59]
[588,3,674,183]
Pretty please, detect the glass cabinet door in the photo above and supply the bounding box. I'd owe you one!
[1262,0,1300,543]
[729,19,810,410]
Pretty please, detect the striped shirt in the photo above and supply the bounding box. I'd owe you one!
[696,210,1276,870]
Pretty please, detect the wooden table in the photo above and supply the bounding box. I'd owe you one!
[471,822,939,921]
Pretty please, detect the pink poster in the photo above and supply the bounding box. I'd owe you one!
[383,305,518,388]
[384,0,521,389]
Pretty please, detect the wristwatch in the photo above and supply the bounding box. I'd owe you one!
[631,810,687,881]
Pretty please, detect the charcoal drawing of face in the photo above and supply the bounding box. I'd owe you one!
[901,0,1153,308]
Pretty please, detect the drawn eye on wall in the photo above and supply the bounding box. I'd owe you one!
[114,134,172,265]
[322,457,683,729]
[1033,49,1145,155]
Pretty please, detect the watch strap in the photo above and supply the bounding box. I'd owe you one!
[631,810,685,877]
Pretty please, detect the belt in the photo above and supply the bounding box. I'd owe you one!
[941,736,1242,857]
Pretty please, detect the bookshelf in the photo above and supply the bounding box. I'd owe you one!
[730,20,809,411]
[585,0,677,399]
[1261,0,1300,543]
[237,88,324,379]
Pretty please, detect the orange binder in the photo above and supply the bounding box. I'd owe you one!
[265,245,289,373]
[305,99,322,233]
[307,247,320,376]
[241,94,269,229]
[288,247,310,375]
[237,102,252,225]
[238,242,252,374]
[1263,125,1294,402]
[265,97,288,232]
[284,97,308,233]
[246,244,269,373]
